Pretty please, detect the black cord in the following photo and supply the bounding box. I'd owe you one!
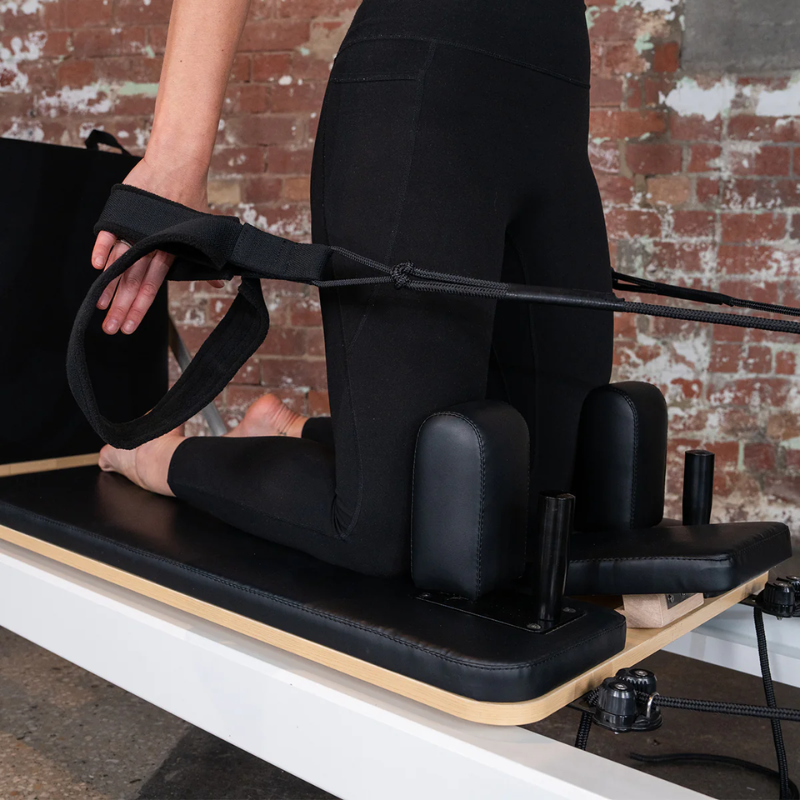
[652,695,800,723]
[629,753,800,799]
[755,607,793,799]
[575,712,593,751]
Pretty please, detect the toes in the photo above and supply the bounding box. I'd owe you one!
[98,445,116,472]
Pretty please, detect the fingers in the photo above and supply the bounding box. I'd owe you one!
[121,250,174,334]
[96,238,130,313]
[92,230,118,270]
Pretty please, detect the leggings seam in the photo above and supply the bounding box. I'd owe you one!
[1,500,625,672]
[338,33,591,89]
[345,40,437,356]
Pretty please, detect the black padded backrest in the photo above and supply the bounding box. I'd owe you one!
[411,401,529,600]
[572,381,667,531]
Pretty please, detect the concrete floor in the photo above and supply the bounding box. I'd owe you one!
[1,624,799,800]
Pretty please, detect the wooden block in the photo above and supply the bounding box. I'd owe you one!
[0,453,99,479]
[621,592,705,628]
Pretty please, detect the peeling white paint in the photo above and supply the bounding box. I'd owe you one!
[1,118,43,140]
[0,32,46,94]
[634,33,654,54]
[662,77,737,121]
[0,0,55,14]
[753,74,800,117]
[278,75,293,85]
[37,81,159,115]
[614,0,680,21]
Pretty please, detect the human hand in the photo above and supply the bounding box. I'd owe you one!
[91,155,224,335]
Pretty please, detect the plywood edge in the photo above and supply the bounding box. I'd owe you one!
[0,453,99,478]
[0,523,766,726]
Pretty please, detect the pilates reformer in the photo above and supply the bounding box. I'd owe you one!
[1,138,799,799]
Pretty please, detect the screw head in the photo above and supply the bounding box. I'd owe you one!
[419,592,431,600]
[527,622,542,631]
[563,607,576,614]
[634,669,649,677]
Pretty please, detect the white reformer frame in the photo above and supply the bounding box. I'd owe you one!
[0,461,795,799]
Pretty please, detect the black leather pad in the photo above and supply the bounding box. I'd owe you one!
[567,522,792,595]
[573,381,668,531]
[0,468,626,703]
[412,401,529,600]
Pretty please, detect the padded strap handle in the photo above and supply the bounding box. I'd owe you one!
[84,130,132,157]
[69,185,333,450]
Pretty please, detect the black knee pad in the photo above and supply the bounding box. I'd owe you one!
[572,381,668,531]
[411,401,529,600]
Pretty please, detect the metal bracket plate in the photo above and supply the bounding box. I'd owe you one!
[416,590,584,633]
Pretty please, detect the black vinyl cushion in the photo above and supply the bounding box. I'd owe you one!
[573,381,668,531]
[567,522,792,595]
[0,468,626,703]
[412,402,529,600]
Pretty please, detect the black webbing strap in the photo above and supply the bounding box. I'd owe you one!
[70,185,800,449]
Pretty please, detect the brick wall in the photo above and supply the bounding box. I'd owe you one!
[2,0,799,534]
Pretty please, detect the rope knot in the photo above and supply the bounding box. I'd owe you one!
[391,262,414,290]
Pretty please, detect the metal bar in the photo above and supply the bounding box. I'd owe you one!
[168,316,227,437]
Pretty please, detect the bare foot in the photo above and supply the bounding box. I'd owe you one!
[98,429,185,496]
[226,393,307,439]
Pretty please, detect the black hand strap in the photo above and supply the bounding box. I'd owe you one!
[72,185,800,450]
[69,185,332,449]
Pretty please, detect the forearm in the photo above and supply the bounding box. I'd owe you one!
[145,0,251,186]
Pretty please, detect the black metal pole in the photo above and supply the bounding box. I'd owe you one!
[532,490,575,624]
[682,450,715,525]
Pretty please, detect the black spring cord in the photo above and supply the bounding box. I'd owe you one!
[574,607,798,799]
[628,753,800,799]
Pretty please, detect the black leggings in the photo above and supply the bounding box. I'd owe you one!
[168,0,613,576]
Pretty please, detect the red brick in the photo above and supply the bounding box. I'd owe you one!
[588,139,620,173]
[729,146,791,177]
[231,54,251,83]
[242,175,283,203]
[776,351,796,375]
[597,174,635,205]
[114,0,173,25]
[239,21,311,52]
[696,178,720,205]
[718,244,776,274]
[226,115,300,146]
[605,208,662,238]
[728,116,797,143]
[270,81,326,113]
[267,145,314,174]
[308,390,330,417]
[224,84,270,114]
[669,114,722,141]
[602,42,647,76]
[590,110,667,140]
[652,41,680,73]
[283,176,310,201]
[72,27,147,58]
[41,31,72,58]
[719,279,778,304]
[792,216,800,241]
[210,147,266,175]
[590,76,624,107]
[647,176,691,205]
[306,328,326,358]
[721,213,787,242]
[708,378,791,406]
[626,142,682,175]
[57,59,96,87]
[652,242,709,273]
[64,0,112,27]
[710,343,741,373]
[642,77,674,107]
[672,210,716,238]
[260,358,327,389]
[721,179,800,210]
[744,443,776,472]
[688,144,721,173]
[276,0,359,17]
[257,327,308,357]
[744,345,772,373]
[252,53,294,82]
